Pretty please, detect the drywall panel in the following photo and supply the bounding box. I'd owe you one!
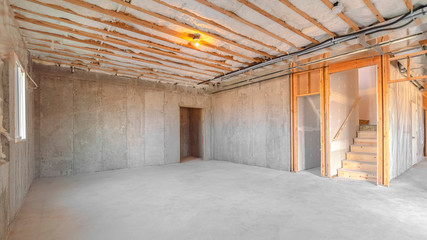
[212,76,291,171]
[329,69,359,176]
[298,95,321,171]
[389,63,424,180]
[36,64,211,176]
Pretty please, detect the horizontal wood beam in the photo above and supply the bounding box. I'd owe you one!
[152,0,286,55]
[13,9,232,73]
[388,75,427,83]
[362,0,385,22]
[278,0,336,37]
[27,0,248,66]
[237,0,318,44]
[66,0,272,59]
[30,41,203,83]
[389,49,427,61]
[16,16,221,77]
[194,0,301,50]
[320,0,360,31]
[32,56,198,85]
[21,28,216,79]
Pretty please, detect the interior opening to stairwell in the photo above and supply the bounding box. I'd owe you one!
[330,66,378,181]
[180,107,204,163]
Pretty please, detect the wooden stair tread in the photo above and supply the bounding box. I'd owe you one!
[342,160,376,165]
[346,152,376,155]
[352,144,377,147]
[338,168,376,175]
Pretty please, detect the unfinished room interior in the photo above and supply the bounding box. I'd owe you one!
[0,0,426,239]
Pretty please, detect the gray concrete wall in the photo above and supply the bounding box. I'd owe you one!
[34,63,211,177]
[389,63,424,180]
[180,107,191,158]
[329,69,359,176]
[0,0,37,239]
[211,76,291,171]
[298,95,321,171]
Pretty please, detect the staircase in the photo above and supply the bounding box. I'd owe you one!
[337,126,377,182]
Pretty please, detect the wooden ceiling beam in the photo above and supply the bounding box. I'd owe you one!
[402,0,413,11]
[237,0,318,44]
[30,41,203,83]
[278,0,336,37]
[152,0,286,55]
[61,0,259,62]
[21,27,216,78]
[30,47,201,84]
[362,0,385,22]
[195,0,300,50]
[320,0,360,31]
[16,16,223,77]
[66,0,272,59]
[13,8,233,72]
[34,56,198,84]
[26,0,248,66]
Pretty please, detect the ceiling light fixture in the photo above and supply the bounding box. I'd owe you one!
[193,33,201,47]
[332,1,344,14]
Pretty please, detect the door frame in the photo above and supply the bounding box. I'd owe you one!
[325,56,387,185]
[291,68,326,176]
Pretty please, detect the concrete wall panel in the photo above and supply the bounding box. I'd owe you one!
[40,77,74,177]
[211,76,291,171]
[35,64,211,176]
[144,90,165,165]
[73,79,102,174]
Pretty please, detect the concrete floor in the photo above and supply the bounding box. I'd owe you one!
[8,160,427,240]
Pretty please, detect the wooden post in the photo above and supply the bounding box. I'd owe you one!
[325,67,331,177]
[382,55,390,186]
[320,67,326,176]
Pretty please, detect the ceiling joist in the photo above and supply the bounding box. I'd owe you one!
[16,15,226,77]
[152,0,287,55]
[194,0,301,50]
[320,0,360,31]
[12,6,234,72]
[29,42,203,84]
[62,0,260,62]
[237,0,319,44]
[278,0,337,37]
[26,0,249,66]
[66,0,272,59]
[362,0,385,22]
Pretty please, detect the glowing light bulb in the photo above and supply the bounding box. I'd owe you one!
[195,42,200,47]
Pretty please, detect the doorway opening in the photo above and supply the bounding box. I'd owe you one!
[180,107,204,163]
[298,94,321,176]
[329,65,378,181]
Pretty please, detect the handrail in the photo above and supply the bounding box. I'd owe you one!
[333,97,361,141]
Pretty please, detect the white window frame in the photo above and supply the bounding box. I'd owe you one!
[13,53,26,142]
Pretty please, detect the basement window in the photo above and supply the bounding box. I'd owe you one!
[14,58,26,141]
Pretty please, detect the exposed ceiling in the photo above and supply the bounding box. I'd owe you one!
[9,0,427,86]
